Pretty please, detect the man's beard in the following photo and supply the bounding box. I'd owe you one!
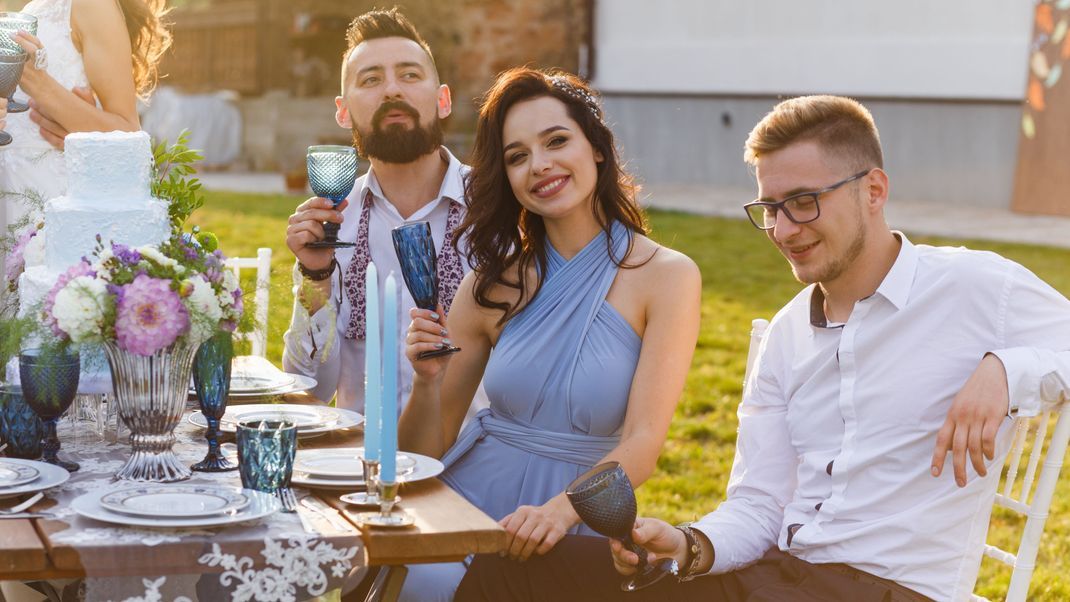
[352,100,444,164]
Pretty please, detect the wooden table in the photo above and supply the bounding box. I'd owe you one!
[0,395,504,599]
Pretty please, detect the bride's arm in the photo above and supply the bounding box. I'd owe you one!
[15,0,139,136]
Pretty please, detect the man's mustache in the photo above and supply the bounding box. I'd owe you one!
[373,101,420,128]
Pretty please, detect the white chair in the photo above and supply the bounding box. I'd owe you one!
[224,247,271,357]
[742,317,1070,602]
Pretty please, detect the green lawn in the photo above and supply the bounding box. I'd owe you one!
[191,190,1070,600]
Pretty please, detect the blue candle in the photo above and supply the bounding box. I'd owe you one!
[364,262,381,462]
[380,272,399,482]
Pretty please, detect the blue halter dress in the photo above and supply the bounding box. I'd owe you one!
[439,221,642,536]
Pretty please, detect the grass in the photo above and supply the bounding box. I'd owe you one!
[191,190,1070,600]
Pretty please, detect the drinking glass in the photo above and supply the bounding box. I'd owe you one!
[0,384,42,459]
[191,332,237,472]
[306,145,357,249]
[236,419,297,493]
[566,461,677,591]
[19,348,80,471]
[0,50,27,147]
[0,12,35,114]
[391,221,460,359]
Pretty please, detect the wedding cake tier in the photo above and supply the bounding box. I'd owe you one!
[13,131,171,392]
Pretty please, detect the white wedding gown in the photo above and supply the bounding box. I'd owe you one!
[0,0,89,235]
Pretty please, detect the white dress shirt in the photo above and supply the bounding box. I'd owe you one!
[283,147,488,415]
[694,234,1070,601]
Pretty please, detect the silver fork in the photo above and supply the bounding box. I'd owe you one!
[277,487,297,513]
[0,492,44,515]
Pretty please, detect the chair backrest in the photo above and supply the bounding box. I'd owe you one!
[973,407,1070,601]
[741,317,1070,602]
[223,247,272,357]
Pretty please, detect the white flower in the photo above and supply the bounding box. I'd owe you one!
[137,245,179,268]
[52,276,108,343]
[183,275,223,343]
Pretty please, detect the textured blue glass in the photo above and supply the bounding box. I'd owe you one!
[0,51,26,98]
[19,349,80,471]
[237,420,297,493]
[0,12,37,54]
[307,145,357,204]
[191,333,236,472]
[391,221,438,310]
[566,462,637,540]
[0,385,42,459]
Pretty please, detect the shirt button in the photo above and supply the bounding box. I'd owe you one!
[826,460,834,475]
[786,523,803,546]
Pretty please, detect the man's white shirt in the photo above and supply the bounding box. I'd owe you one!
[693,233,1070,601]
[283,147,488,415]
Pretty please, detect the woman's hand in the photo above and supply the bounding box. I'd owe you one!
[499,493,580,561]
[30,86,95,150]
[13,31,49,93]
[406,307,453,380]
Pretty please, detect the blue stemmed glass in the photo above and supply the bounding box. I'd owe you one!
[306,145,357,249]
[392,221,461,359]
[236,419,297,493]
[566,461,677,591]
[191,332,237,472]
[19,349,80,471]
[0,384,43,459]
[0,12,37,114]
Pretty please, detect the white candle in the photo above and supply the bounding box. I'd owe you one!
[364,262,381,462]
[380,272,399,482]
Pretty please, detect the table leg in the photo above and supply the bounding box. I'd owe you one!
[364,565,408,602]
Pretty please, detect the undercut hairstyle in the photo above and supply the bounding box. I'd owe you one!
[460,67,647,324]
[744,95,884,171]
[342,7,437,87]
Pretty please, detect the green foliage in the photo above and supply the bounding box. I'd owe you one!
[151,130,205,234]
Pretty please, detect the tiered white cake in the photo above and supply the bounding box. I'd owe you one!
[14,131,171,392]
[19,131,171,313]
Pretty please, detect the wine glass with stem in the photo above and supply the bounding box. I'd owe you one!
[191,331,237,472]
[0,12,37,113]
[306,145,357,249]
[566,461,677,591]
[19,348,80,471]
[0,50,27,147]
[391,221,460,359]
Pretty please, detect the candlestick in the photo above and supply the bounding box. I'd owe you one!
[381,272,399,482]
[364,262,381,462]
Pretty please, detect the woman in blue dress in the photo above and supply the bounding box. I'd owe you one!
[397,67,701,600]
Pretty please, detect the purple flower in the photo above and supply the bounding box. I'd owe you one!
[114,274,189,355]
[111,243,141,265]
[3,227,38,283]
[44,261,95,338]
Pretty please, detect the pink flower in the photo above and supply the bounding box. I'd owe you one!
[4,227,39,283]
[114,274,189,355]
[44,261,95,338]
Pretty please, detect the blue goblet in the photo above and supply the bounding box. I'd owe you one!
[19,348,80,471]
[0,12,37,114]
[391,221,461,360]
[0,50,27,147]
[236,419,297,493]
[191,332,237,472]
[306,145,357,249]
[0,384,43,459]
[566,462,677,591]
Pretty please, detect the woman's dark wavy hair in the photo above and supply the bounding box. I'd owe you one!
[458,67,648,324]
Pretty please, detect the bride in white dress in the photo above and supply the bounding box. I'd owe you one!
[0,0,170,241]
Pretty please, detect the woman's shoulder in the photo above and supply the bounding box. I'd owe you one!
[71,0,126,35]
[627,234,700,280]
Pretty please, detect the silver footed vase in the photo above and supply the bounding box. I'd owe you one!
[103,340,196,482]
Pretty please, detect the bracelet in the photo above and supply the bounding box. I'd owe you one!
[676,523,705,582]
[298,258,337,282]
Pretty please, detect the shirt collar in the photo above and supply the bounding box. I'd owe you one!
[359,146,468,209]
[809,231,917,328]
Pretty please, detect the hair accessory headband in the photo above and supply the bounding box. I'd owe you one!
[550,76,604,123]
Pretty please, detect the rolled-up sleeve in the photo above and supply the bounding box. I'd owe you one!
[282,263,341,401]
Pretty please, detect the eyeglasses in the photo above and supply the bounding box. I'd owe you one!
[743,170,871,231]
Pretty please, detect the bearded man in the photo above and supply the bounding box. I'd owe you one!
[283,8,486,416]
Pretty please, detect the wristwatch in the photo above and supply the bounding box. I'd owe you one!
[298,258,337,282]
[675,523,706,582]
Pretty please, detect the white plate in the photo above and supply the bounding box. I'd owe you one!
[72,487,279,528]
[229,372,296,394]
[0,459,69,499]
[0,460,40,488]
[290,448,443,489]
[99,484,250,518]
[294,449,417,478]
[189,373,318,401]
[221,406,339,431]
[189,404,362,436]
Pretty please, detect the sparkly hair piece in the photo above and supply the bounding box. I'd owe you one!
[550,76,604,123]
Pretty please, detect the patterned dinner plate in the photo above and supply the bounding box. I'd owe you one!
[0,459,40,488]
[189,404,362,435]
[228,372,296,394]
[290,448,442,489]
[99,484,251,518]
[294,449,417,478]
[73,487,279,529]
[0,459,69,500]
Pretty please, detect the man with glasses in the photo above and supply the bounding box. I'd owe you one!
[455,95,1070,601]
